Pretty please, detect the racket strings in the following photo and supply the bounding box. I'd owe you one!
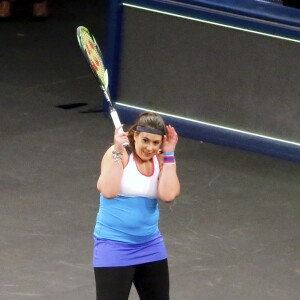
[80,30,106,84]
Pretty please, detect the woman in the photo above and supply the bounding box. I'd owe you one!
[93,112,180,300]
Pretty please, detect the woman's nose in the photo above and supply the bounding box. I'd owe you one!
[146,144,153,151]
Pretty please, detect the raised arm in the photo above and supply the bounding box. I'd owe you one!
[157,125,180,202]
[97,126,129,198]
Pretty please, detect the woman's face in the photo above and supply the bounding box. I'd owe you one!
[134,131,162,161]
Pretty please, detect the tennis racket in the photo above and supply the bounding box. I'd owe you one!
[76,26,131,154]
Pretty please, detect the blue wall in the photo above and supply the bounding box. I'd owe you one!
[105,0,300,162]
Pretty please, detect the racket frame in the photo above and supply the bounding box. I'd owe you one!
[77,26,130,154]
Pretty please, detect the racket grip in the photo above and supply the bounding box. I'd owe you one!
[110,109,131,155]
[110,109,122,129]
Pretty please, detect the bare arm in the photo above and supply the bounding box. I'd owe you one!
[97,126,129,198]
[157,125,180,202]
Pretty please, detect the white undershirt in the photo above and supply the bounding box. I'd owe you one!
[119,154,160,199]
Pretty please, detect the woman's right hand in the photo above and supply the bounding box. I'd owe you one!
[114,125,129,152]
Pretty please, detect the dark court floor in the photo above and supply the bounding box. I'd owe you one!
[1,1,300,299]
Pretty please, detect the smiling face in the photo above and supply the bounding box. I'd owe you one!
[134,131,162,161]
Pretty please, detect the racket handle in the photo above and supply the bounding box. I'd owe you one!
[110,109,131,155]
[110,108,122,129]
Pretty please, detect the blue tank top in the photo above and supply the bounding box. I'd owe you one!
[94,154,160,244]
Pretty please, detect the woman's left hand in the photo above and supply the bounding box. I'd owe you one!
[162,125,178,153]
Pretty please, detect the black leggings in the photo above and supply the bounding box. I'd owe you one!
[94,259,169,300]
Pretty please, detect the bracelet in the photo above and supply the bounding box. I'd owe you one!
[112,150,123,163]
[163,151,176,164]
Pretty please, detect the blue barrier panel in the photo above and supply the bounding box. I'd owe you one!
[104,0,300,162]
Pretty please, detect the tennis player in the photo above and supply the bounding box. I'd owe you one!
[93,111,180,300]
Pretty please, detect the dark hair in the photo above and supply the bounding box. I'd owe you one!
[127,112,166,150]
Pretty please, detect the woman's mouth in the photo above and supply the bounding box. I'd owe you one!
[143,152,153,158]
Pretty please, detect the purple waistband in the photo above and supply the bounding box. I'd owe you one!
[93,232,167,267]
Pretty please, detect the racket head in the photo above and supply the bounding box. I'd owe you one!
[77,26,109,90]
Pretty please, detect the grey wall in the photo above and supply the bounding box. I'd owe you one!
[117,6,300,143]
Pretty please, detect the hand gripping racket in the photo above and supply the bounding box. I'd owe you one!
[76,26,131,154]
